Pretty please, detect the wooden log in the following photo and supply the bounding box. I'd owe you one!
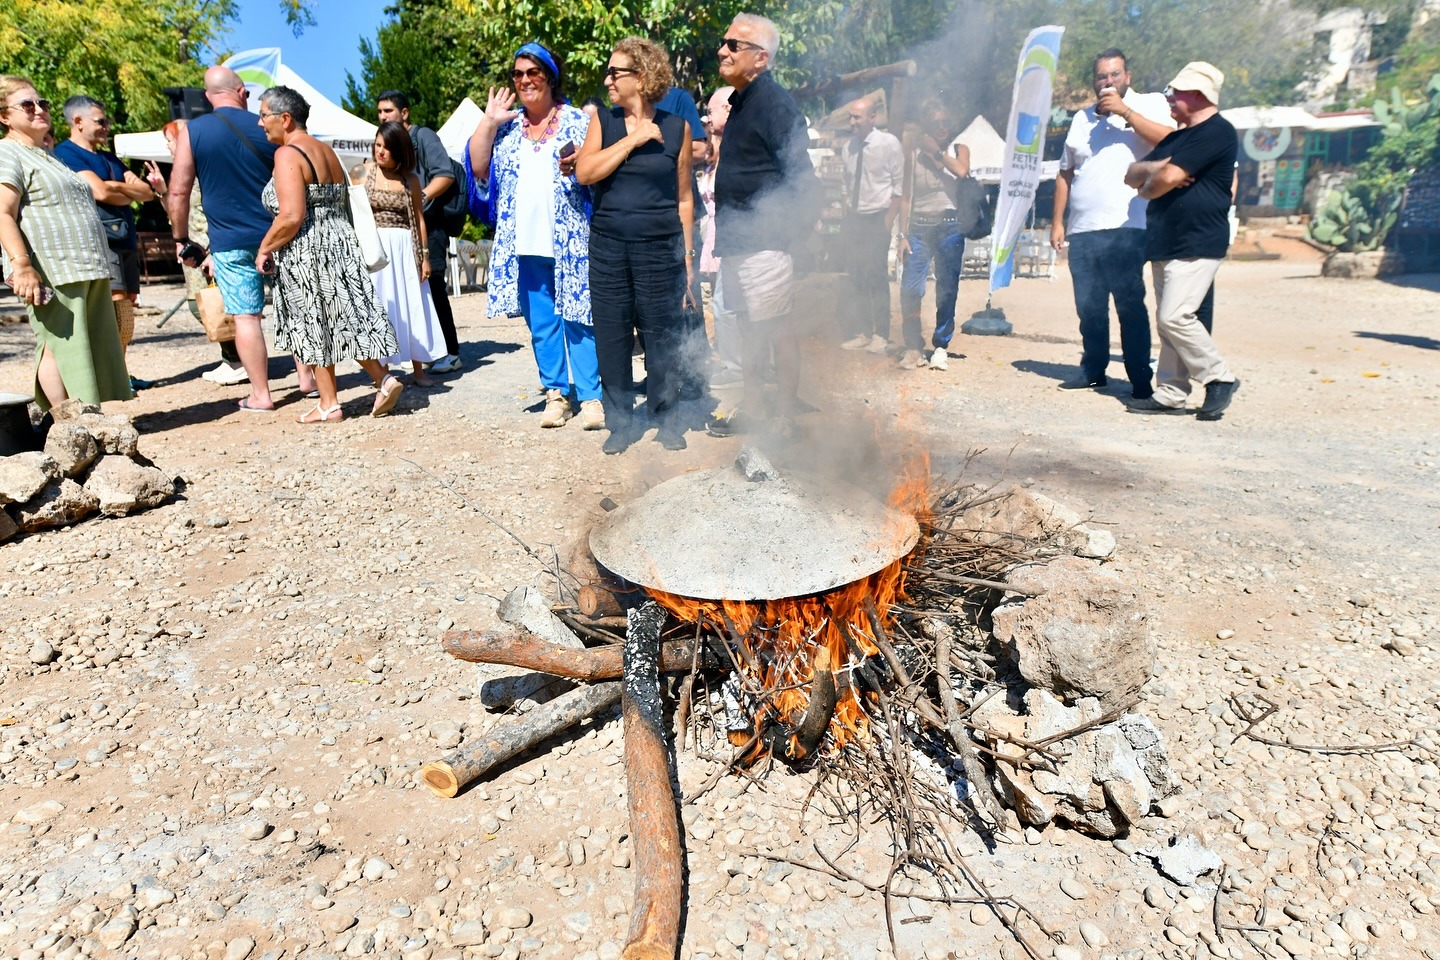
[442,628,713,679]
[621,602,683,960]
[578,583,623,619]
[421,681,621,798]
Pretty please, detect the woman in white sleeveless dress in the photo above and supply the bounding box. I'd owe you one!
[362,121,445,387]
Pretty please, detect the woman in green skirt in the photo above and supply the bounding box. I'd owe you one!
[0,75,130,410]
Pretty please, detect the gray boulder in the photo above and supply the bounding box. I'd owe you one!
[0,451,59,504]
[73,412,140,456]
[43,422,100,478]
[83,455,175,516]
[13,478,99,531]
[991,556,1152,709]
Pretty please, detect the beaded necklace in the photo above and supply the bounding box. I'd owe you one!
[522,106,559,152]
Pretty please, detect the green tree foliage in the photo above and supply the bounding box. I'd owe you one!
[2,0,318,132]
[0,0,236,130]
[345,0,1335,134]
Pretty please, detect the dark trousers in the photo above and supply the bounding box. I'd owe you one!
[843,211,892,340]
[1197,284,1215,333]
[589,231,686,429]
[900,219,965,350]
[428,272,460,357]
[1067,227,1152,398]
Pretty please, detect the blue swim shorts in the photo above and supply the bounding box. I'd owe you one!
[211,248,265,316]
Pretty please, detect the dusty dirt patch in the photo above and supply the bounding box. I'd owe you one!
[0,257,1437,960]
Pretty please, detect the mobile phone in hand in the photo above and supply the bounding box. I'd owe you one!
[558,141,576,158]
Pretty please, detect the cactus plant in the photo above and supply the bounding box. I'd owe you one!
[1310,189,1400,251]
[1309,72,1440,254]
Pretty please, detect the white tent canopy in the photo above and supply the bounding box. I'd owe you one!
[437,98,482,163]
[113,48,378,167]
[950,116,1005,179]
[1221,105,1376,132]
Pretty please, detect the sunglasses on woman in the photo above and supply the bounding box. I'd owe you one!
[603,66,638,80]
[511,67,547,82]
[3,98,52,116]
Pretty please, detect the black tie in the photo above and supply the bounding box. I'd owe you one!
[850,135,866,212]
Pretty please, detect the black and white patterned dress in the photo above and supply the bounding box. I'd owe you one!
[261,160,398,367]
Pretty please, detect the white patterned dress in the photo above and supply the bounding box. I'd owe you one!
[261,169,398,367]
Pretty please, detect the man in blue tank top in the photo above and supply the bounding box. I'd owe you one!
[168,66,314,412]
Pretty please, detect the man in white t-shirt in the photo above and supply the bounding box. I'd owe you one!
[1051,48,1174,398]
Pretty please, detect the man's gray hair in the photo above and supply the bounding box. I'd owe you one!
[62,95,104,125]
[260,85,311,128]
[732,13,780,59]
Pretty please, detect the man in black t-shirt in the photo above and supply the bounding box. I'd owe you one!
[1123,62,1241,421]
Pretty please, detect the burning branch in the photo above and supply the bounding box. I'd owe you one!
[621,602,683,960]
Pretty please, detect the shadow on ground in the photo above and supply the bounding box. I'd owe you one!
[1354,331,1440,351]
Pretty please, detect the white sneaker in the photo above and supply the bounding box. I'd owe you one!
[866,335,889,355]
[203,362,249,385]
[839,335,869,350]
[898,349,924,368]
[430,354,463,373]
[928,347,948,370]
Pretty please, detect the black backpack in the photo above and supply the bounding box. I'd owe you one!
[423,155,469,237]
[952,176,993,240]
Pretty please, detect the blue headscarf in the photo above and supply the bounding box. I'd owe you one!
[514,42,565,103]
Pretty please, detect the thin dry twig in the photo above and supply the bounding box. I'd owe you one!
[1230,694,1424,755]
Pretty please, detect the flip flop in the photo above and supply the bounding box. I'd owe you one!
[237,399,275,413]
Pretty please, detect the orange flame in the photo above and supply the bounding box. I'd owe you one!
[650,459,931,761]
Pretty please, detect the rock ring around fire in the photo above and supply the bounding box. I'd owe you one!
[590,464,920,601]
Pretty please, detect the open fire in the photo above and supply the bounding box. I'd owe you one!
[428,448,1116,960]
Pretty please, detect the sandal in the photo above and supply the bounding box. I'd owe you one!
[297,403,343,423]
[237,398,275,413]
[372,374,404,418]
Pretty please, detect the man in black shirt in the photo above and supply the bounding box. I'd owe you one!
[1124,61,1240,420]
[710,12,818,437]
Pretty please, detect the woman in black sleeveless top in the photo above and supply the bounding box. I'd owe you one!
[575,37,696,454]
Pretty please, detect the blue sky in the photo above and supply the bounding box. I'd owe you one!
[214,0,393,103]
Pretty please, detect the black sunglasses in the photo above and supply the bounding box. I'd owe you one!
[4,98,52,115]
[718,37,763,53]
[603,66,638,80]
[511,67,547,82]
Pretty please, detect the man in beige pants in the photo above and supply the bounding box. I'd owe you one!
[1124,62,1240,421]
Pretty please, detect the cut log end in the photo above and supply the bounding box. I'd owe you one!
[578,583,623,619]
[421,761,460,799]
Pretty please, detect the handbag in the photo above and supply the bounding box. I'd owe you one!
[98,213,133,248]
[196,285,236,342]
[951,176,994,240]
[346,183,389,273]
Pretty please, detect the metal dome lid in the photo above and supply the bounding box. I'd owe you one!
[589,451,920,601]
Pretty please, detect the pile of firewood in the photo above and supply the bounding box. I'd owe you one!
[424,472,1165,960]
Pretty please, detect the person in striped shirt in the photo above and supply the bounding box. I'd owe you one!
[0,75,130,409]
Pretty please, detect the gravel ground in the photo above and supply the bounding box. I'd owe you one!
[1,255,1438,960]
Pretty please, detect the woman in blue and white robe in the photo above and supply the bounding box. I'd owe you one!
[465,41,603,430]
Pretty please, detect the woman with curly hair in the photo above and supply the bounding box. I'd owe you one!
[575,37,695,453]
